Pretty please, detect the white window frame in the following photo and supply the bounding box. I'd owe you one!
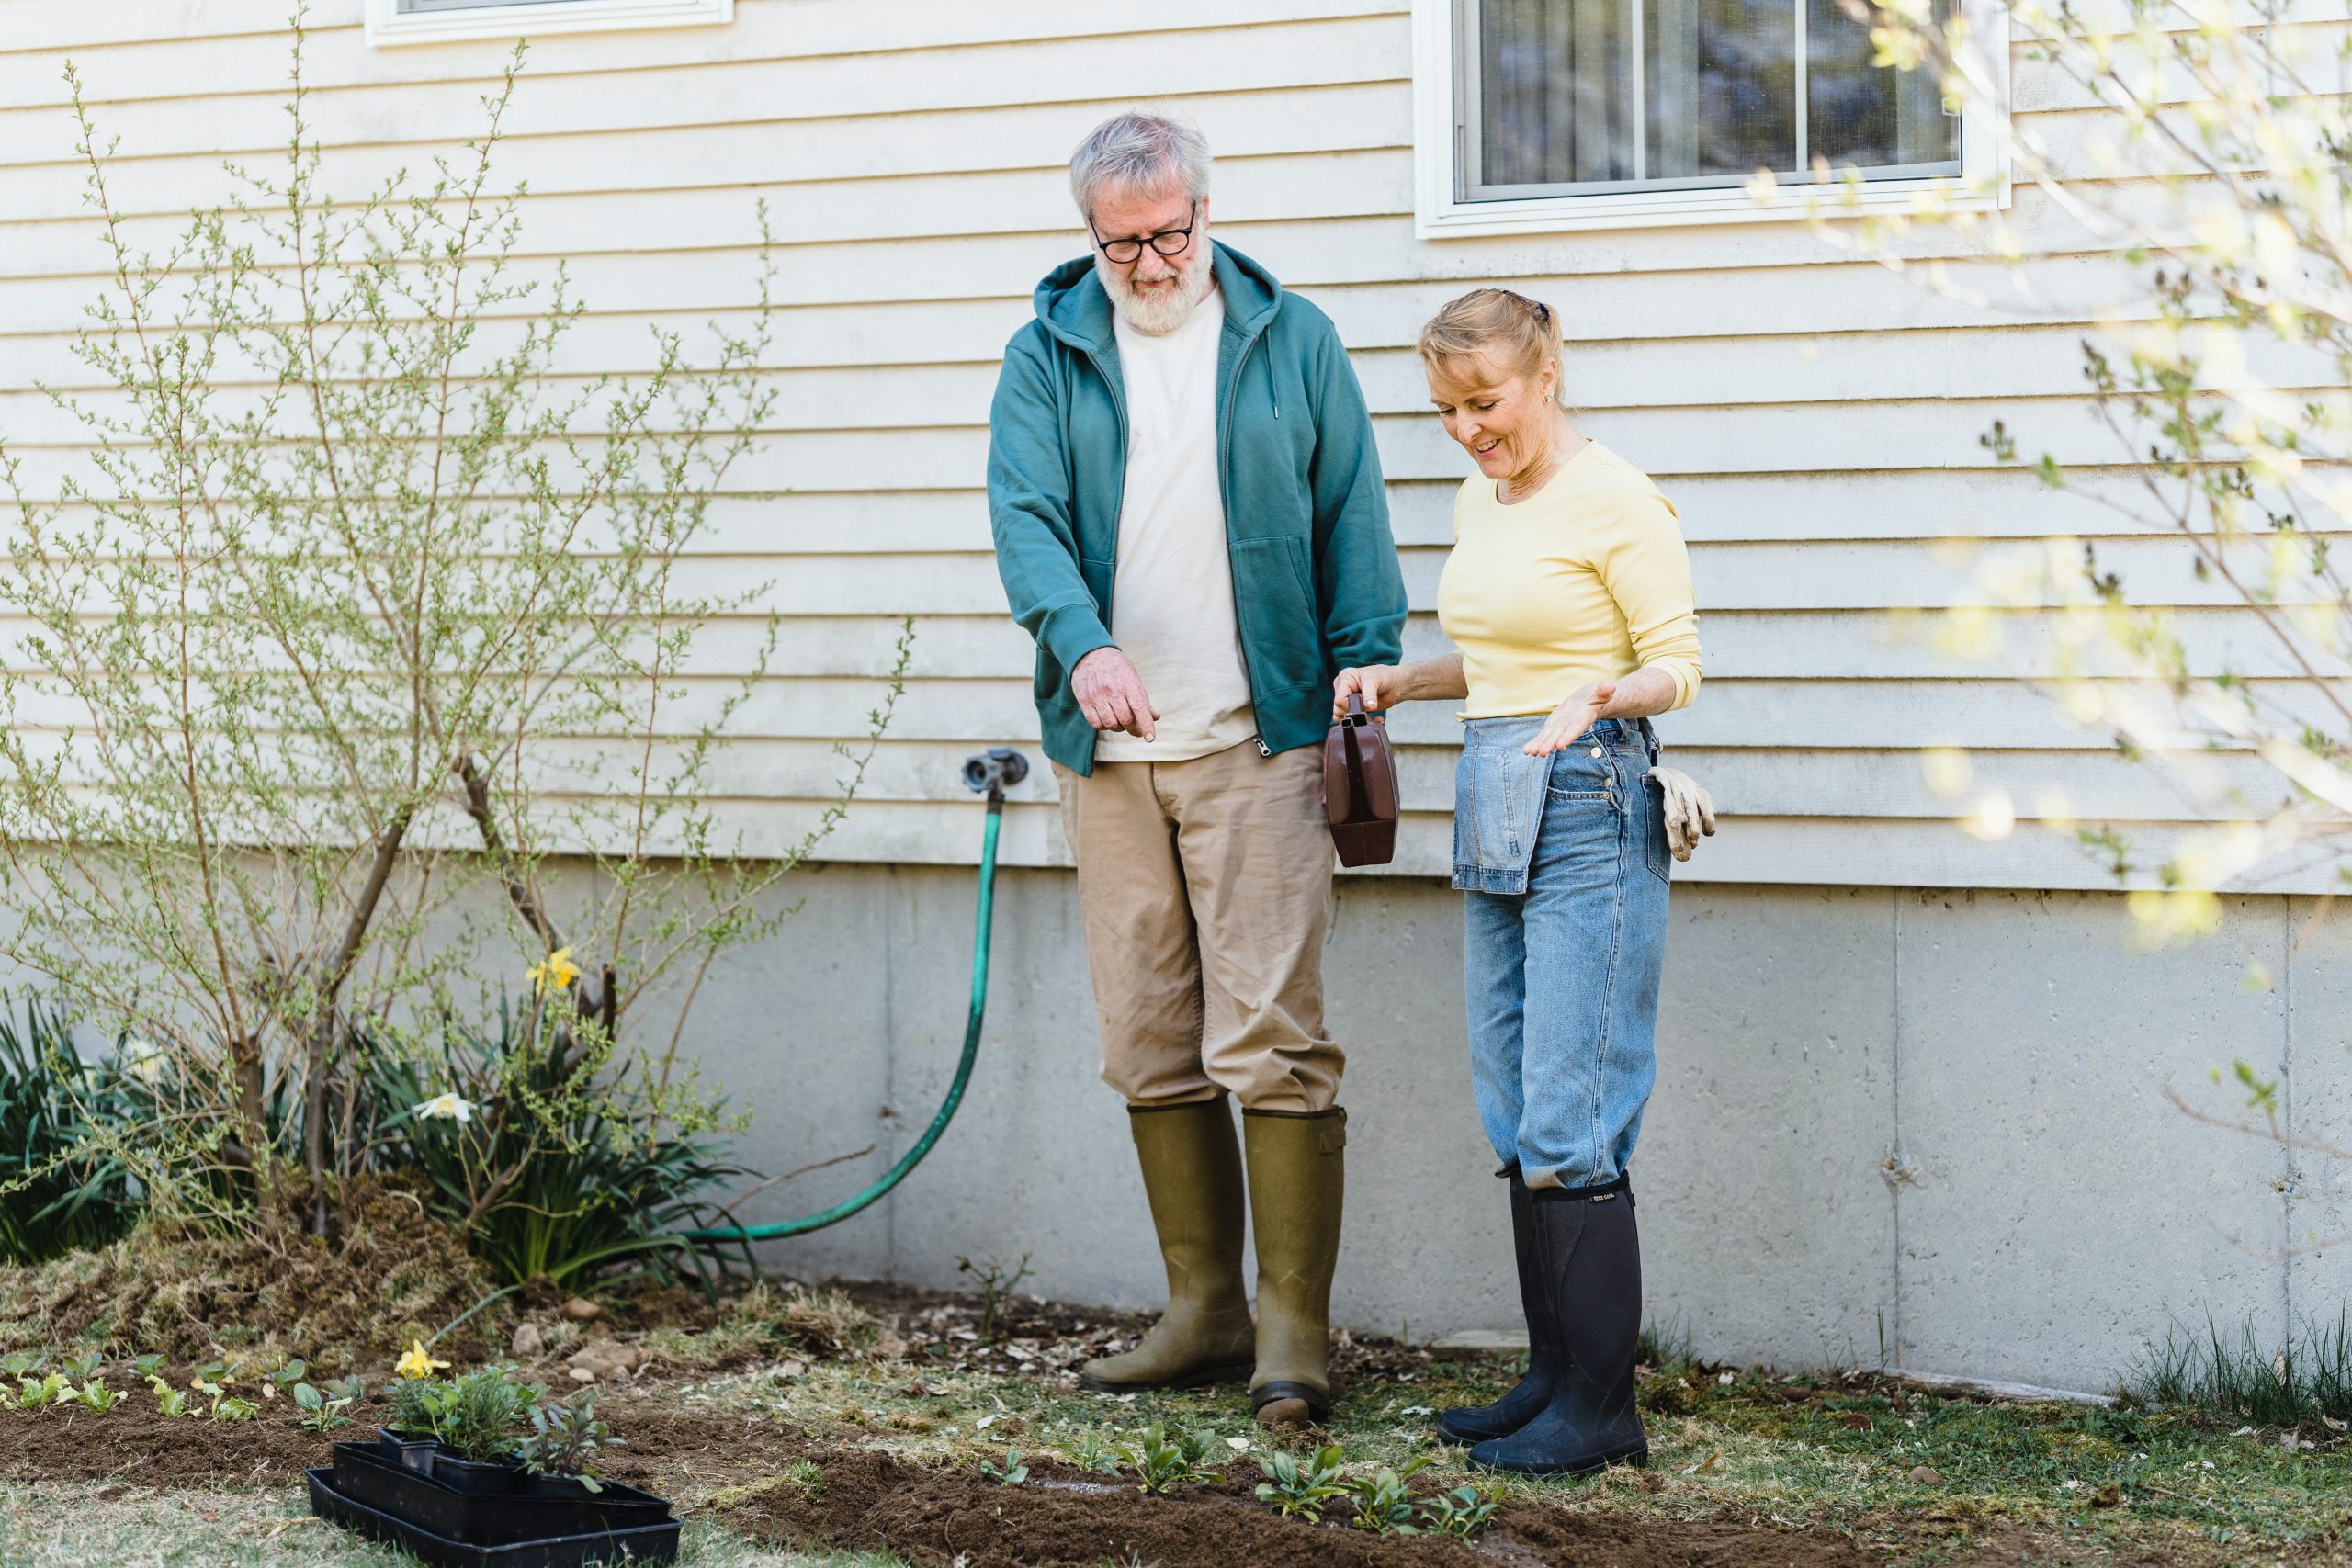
[365,0,731,48]
[1410,0,2009,237]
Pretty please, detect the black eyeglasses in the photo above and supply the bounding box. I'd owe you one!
[1089,201,1197,265]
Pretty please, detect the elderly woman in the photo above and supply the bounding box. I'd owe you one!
[1334,288,1701,1477]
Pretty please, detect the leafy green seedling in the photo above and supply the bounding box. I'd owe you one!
[17,1374,73,1410]
[978,1450,1030,1486]
[323,1374,368,1404]
[0,1352,45,1379]
[515,1393,621,1493]
[210,1393,261,1421]
[1068,1431,1120,1475]
[71,1378,124,1412]
[292,1382,354,1431]
[146,1376,190,1417]
[1418,1483,1498,1540]
[130,1354,166,1380]
[1254,1442,1351,1521]
[1348,1455,1436,1535]
[1112,1424,1222,1495]
[60,1352,103,1382]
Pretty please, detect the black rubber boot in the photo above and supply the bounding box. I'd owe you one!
[1468,1176,1648,1477]
[1436,1168,1555,1445]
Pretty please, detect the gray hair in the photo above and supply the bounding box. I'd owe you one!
[1068,112,1211,221]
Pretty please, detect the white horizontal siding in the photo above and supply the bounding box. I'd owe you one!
[0,0,2329,891]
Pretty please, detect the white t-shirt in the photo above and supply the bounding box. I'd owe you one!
[1096,286,1258,762]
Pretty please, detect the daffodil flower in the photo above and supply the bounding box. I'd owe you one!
[396,1344,449,1381]
[121,1039,167,1086]
[418,1092,478,1124]
[527,945,582,997]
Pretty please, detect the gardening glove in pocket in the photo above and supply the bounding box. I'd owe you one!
[1645,766,1716,862]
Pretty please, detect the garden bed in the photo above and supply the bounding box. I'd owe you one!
[0,1280,2344,1567]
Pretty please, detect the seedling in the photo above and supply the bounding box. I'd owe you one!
[60,1352,103,1382]
[978,1449,1030,1486]
[292,1382,355,1431]
[17,1373,73,1410]
[1069,1431,1121,1475]
[1254,1442,1350,1522]
[191,1375,259,1422]
[71,1378,124,1412]
[954,1252,1035,1342]
[1111,1423,1222,1495]
[322,1374,368,1404]
[260,1358,309,1403]
[516,1392,622,1492]
[146,1376,190,1417]
[1418,1483,1498,1540]
[130,1354,166,1380]
[1348,1455,1435,1535]
[0,1352,45,1379]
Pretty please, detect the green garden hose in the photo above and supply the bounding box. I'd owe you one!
[678,747,1025,1245]
[429,751,1023,1346]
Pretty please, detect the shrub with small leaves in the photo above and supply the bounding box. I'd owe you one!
[1112,1423,1223,1495]
[1349,1456,1435,1535]
[1418,1483,1498,1541]
[1254,1442,1351,1522]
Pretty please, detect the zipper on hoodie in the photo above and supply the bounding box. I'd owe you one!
[1217,325,1274,758]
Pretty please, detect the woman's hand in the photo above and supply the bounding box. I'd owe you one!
[1523,682,1613,756]
[1333,664,1404,717]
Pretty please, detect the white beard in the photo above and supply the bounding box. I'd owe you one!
[1097,250,1216,335]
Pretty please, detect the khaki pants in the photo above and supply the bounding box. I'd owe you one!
[1054,741,1343,1112]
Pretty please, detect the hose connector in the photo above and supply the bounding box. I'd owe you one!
[962,747,1031,804]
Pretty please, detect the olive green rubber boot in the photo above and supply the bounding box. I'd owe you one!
[1243,1107,1347,1427]
[1078,1100,1256,1393]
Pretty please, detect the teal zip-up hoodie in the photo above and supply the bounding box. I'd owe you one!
[987,242,1408,776]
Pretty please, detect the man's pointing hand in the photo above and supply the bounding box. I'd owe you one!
[1071,647,1159,741]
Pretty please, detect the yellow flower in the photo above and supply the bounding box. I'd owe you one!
[396,1343,450,1381]
[527,945,582,998]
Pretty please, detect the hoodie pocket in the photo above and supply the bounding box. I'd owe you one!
[1229,536,1322,691]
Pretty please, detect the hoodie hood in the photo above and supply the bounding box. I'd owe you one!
[1030,240,1284,353]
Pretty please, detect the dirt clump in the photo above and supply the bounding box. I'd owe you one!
[0,1179,502,1368]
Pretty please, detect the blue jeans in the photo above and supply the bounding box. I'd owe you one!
[1453,716,1671,1190]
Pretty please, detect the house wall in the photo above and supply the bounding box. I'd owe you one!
[2,3,2344,1387]
[0,0,2282,890]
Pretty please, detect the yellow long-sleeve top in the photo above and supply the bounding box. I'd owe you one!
[1436,440,1702,719]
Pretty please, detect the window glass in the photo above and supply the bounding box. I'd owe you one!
[1465,0,1957,197]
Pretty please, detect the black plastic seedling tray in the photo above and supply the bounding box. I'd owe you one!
[309,1468,680,1566]
[330,1436,673,1546]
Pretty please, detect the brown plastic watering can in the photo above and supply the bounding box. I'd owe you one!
[1322,693,1399,867]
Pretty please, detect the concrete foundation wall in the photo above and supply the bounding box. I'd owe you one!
[695,863,2347,1395]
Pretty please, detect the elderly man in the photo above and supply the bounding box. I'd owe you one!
[987,112,1406,1427]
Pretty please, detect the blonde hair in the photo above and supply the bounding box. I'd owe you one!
[1417,288,1564,388]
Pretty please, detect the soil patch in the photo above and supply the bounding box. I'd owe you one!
[837,1279,1439,1390]
[728,1446,1893,1568]
[0,1390,782,1500]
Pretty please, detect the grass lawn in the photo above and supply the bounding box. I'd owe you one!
[0,1281,2343,1566]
